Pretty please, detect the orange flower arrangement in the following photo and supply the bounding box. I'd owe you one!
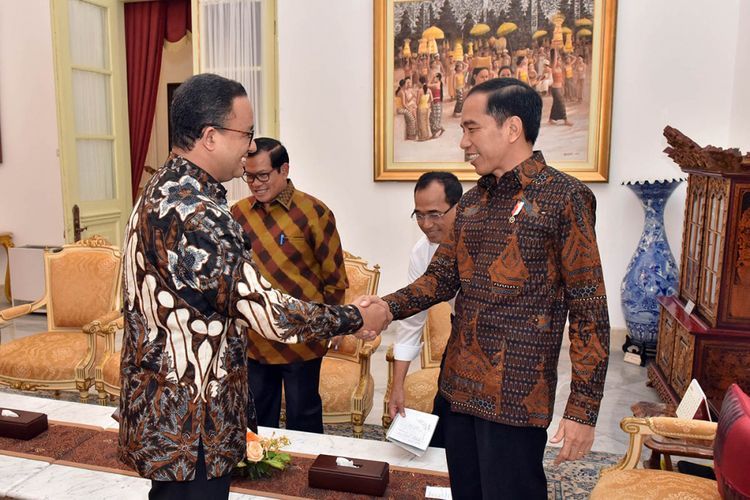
[234,429,292,480]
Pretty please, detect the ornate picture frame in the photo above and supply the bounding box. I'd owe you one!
[374,0,617,182]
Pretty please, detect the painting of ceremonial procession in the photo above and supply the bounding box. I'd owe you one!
[374,0,616,182]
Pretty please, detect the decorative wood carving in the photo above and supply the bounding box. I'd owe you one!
[650,128,750,409]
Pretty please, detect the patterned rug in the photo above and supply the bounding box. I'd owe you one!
[1,387,618,498]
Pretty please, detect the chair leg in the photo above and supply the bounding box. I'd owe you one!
[352,414,364,439]
[79,390,89,403]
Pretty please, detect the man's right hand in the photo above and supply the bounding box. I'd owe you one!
[353,295,392,341]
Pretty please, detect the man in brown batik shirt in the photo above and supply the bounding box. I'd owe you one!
[368,78,610,499]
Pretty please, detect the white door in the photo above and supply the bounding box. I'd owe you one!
[51,0,132,246]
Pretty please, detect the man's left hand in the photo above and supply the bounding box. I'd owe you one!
[549,418,595,465]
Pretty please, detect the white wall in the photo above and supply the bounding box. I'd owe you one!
[730,0,750,151]
[276,0,744,330]
[0,0,66,294]
[0,0,747,331]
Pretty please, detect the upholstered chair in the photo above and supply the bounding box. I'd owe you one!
[382,301,451,429]
[0,237,122,402]
[591,383,750,499]
[318,251,381,437]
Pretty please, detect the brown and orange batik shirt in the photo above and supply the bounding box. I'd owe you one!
[231,180,348,364]
[383,151,610,428]
[118,156,362,481]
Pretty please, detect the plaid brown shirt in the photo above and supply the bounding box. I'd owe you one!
[231,180,348,363]
[384,152,609,428]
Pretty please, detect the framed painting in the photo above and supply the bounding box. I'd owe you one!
[374,0,617,182]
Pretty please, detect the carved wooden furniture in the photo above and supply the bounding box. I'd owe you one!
[0,232,13,303]
[318,251,381,437]
[0,236,122,401]
[648,127,750,410]
[382,301,451,429]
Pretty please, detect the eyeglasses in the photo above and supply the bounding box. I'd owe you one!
[242,170,274,184]
[411,206,454,222]
[206,124,255,143]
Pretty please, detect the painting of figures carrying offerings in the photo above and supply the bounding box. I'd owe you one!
[374,0,616,182]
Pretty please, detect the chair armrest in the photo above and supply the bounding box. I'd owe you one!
[0,301,46,326]
[648,416,717,441]
[601,416,718,475]
[83,310,123,336]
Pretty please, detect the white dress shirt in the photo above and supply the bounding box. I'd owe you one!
[393,235,455,361]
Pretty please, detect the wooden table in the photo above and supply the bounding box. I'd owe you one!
[0,233,13,303]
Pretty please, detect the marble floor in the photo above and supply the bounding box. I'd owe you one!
[0,295,662,456]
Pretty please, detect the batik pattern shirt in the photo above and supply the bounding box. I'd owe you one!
[118,156,362,481]
[231,180,348,363]
[383,152,609,428]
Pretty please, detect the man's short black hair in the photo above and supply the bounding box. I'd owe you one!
[414,171,463,206]
[467,77,542,145]
[248,137,289,171]
[170,73,247,151]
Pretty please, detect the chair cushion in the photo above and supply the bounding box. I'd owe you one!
[714,383,750,499]
[590,469,719,500]
[102,352,121,386]
[320,357,372,415]
[0,332,101,381]
[404,368,440,413]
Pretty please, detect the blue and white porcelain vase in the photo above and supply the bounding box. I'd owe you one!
[620,178,683,358]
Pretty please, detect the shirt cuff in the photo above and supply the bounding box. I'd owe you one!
[563,392,602,426]
[332,304,364,336]
[393,343,422,361]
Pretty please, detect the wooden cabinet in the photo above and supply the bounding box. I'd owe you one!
[648,127,750,409]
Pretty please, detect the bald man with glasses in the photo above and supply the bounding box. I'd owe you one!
[388,171,463,447]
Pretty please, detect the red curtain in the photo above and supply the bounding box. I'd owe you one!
[124,0,191,201]
[125,1,167,201]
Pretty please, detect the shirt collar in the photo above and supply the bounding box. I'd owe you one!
[169,154,228,202]
[477,151,547,193]
[250,179,295,210]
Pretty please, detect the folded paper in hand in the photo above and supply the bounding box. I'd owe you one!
[385,408,439,456]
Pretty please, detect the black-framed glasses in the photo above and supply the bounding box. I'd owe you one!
[205,123,255,143]
[411,205,454,222]
[242,170,274,184]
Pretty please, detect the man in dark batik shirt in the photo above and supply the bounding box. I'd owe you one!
[119,74,390,500]
[365,78,610,499]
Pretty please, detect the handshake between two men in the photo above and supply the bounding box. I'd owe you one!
[351,296,393,342]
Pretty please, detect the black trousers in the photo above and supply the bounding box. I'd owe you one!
[443,409,548,500]
[247,356,324,433]
[149,440,232,500]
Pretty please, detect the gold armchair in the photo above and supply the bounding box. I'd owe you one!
[593,382,750,500]
[382,301,451,429]
[591,416,719,499]
[318,251,381,437]
[0,237,122,401]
